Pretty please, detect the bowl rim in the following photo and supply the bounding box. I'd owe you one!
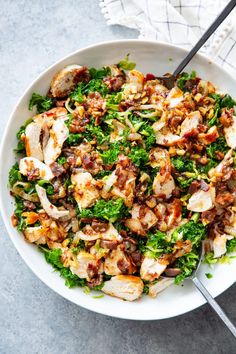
[0,39,235,320]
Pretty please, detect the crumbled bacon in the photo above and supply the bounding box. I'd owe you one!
[215,191,234,207]
[103,75,125,91]
[201,209,216,224]
[91,221,109,233]
[219,108,234,127]
[69,113,89,133]
[50,162,66,177]
[100,240,118,250]
[188,180,201,194]
[117,256,136,275]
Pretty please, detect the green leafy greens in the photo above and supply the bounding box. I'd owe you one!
[29,93,53,113]
[78,198,129,222]
[40,247,85,288]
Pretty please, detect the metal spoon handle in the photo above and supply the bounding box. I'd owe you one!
[173,0,236,76]
[192,277,236,338]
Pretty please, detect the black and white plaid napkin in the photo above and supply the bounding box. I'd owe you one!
[100,0,236,76]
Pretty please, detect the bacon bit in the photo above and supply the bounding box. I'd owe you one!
[87,262,99,279]
[86,274,103,288]
[23,200,36,210]
[215,191,234,207]
[197,124,208,133]
[188,180,201,194]
[215,151,225,161]
[55,100,66,107]
[91,221,109,233]
[165,268,182,277]
[201,209,216,224]
[11,214,19,227]
[27,167,40,180]
[100,240,118,250]
[219,108,234,127]
[103,75,125,91]
[117,256,136,275]
[198,156,208,165]
[50,162,66,177]
[69,114,89,133]
[130,250,142,265]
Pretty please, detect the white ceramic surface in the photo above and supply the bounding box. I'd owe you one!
[0,40,236,320]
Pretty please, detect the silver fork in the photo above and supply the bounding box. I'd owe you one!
[189,242,236,338]
[156,0,236,89]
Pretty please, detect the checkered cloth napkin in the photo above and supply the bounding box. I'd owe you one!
[100,0,236,77]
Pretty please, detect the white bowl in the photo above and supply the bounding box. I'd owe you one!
[1,39,236,320]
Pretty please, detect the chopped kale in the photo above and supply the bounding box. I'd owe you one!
[144,231,172,258]
[9,163,22,187]
[171,156,195,173]
[29,92,53,113]
[177,71,196,92]
[78,198,129,222]
[172,220,206,246]
[40,247,85,288]
[89,67,111,79]
[128,146,149,167]
[174,251,199,284]
[117,54,136,71]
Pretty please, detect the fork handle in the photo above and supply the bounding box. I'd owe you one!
[192,277,236,338]
[173,0,236,76]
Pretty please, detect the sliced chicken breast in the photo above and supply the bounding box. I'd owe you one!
[71,170,100,210]
[75,222,122,242]
[180,111,201,137]
[224,116,236,149]
[24,122,44,160]
[102,275,144,301]
[36,185,69,219]
[140,256,168,281]
[148,277,175,298]
[50,64,87,98]
[70,251,102,280]
[19,157,54,180]
[187,186,215,212]
[43,118,69,165]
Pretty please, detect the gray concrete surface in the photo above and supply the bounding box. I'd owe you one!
[0,1,235,353]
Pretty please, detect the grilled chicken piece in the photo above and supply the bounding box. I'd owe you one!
[140,256,169,281]
[102,275,144,301]
[148,277,175,298]
[71,170,100,210]
[70,251,102,280]
[50,65,87,98]
[224,116,236,149]
[75,222,122,242]
[104,246,134,276]
[43,118,69,165]
[24,226,46,244]
[35,185,69,219]
[180,111,201,137]
[19,157,54,181]
[213,234,233,258]
[187,186,215,212]
[33,107,68,126]
[23,122,44,160]
[166,87,184,108]
[152,121,182,146]
[125,203,158,236]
